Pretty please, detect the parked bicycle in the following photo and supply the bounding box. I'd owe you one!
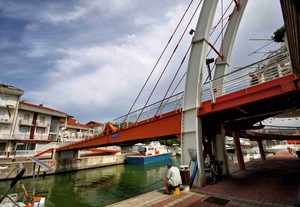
[204,160,223,185]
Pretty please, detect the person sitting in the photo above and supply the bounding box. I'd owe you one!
[162,163,182,194]
[249,72,260,85]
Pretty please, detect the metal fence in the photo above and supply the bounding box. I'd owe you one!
[111,47,292,129]
[202,48,292,101]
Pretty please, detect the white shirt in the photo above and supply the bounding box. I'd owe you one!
[166,166,182,186]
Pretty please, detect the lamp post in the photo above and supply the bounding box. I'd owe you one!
[206,58,215,103]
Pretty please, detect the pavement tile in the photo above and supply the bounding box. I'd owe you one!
[108,152,300,207]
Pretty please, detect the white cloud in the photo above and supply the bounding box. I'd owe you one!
[26,5,186,122]
[3,0,295,124]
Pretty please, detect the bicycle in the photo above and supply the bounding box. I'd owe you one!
[204,160,223,185]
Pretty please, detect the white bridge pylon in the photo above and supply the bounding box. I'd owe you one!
[181,0,248,187]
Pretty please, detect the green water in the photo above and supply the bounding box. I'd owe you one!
[0,157,180,207]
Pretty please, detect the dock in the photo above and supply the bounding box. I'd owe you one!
[108,151,300,207]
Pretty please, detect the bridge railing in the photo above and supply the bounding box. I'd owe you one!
[112,47,292,129]
[112,92,184,128]
[202,47,292,101]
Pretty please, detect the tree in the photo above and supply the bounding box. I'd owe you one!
[272,26,285,43]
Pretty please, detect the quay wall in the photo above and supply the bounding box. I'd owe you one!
[0,154,126,180]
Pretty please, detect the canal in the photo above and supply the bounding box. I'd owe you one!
[0,156,180,207]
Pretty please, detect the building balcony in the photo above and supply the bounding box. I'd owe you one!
[36,121,50,128]
[19,119,33,126]
[0,103,15,109]
[0,117,13,124]
[12,134,50,141]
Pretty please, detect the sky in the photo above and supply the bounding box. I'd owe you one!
[0,0,298,126]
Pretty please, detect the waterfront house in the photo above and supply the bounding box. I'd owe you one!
[86,121,105,136]
[0,84,24,157]
[63,118,92,141]
[14,101,68,152]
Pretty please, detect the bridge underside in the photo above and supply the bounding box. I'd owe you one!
[198,74,300,136]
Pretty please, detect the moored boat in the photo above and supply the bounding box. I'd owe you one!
[126,142,173,165]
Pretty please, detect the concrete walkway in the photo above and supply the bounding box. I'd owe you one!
[108,152,300,207]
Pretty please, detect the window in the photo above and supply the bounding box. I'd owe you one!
[36,128,45,134]
[0,110,4,118]
[36,128,45,140]
[24,114,30,120]
[1,95,9,101]
[40,116,45,123]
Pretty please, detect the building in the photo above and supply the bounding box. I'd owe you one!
[0,83,107,157]
[15,101,68,151]
[86,121,105,135]
[0,84,24,156]
[62,118,92,141]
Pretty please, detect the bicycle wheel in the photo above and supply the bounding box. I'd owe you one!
[206,171,217,185]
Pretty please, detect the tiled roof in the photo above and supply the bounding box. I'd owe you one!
[67,121,91,129]
[20,101,66,114]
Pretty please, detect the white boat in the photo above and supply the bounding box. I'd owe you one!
[126,142,173,165]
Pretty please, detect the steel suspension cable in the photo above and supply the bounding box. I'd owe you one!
[135,0,203,123]
[207,20,229,57]
[210,1,233,36]
[205,1,236,82]
[207,1,234,57]
[154,44,192,116]
[122,0,195,123]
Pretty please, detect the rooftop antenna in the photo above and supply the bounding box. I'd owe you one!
[247,39,274,56]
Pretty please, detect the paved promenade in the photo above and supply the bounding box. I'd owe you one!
[108,152,300,207]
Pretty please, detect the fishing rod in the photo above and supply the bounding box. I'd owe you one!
[142,179,163,190]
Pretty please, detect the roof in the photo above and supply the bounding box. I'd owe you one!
[0,84,24,96]
[86,121,104,127]
[67,120,91,129]
[19,101,67,117]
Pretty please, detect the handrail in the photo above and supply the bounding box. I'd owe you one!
[112,91,184,129]
[202,47,292,101]
[112,47,292,129]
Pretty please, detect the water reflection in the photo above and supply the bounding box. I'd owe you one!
[0,157,180,207]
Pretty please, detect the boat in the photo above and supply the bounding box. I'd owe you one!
[226,145,235,154]
[126,142,173,165]
[0,157,52,207]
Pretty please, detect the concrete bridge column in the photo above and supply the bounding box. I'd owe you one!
[257,139,266,160]
[232,131,246,170]
[181,0,219,187]
[214,124,229,176]
[52,148,57,160]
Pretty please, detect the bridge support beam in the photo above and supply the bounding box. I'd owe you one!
[182,0,219,187]
[257,139,266,160]
[52,148,57,160]
[232,131,246,170]
[213,0,248,96]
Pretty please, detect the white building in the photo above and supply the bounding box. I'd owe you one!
[14,101,68,151]
[0,84,24,156]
